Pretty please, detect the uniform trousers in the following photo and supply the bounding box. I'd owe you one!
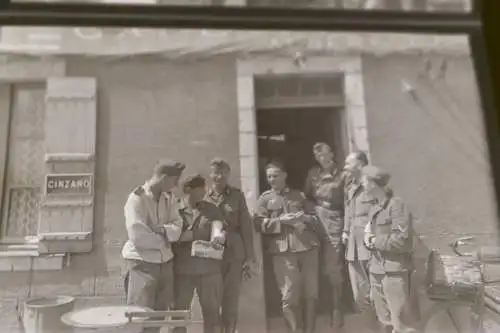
[126,259,174,333]
[348,259,371,310]
[273,248,319,333]
[370,272,419,333]
[221,257,245,331]
[172,273,223,333]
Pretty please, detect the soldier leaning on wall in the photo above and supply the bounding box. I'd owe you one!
[304,142,346,329]
[121,159,186,333]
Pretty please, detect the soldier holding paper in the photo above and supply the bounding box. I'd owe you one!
[254,160,321,333]
[171,174,227,333]
[205,158,255,333]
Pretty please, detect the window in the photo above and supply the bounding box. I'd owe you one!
[1,84,46,240]
[246,0,469,11]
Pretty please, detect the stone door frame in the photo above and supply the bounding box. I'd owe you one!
[235,54,370,331]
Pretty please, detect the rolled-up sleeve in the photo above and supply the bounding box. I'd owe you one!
[163,194,183,243]
[124,194,164,249]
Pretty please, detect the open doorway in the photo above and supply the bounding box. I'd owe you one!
[257,107,345,193]
[256,105,352,322]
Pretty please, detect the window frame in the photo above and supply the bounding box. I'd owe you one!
[0,0,496,246]
[0,83,46,242]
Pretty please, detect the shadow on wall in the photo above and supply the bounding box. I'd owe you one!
[361,54,498,251]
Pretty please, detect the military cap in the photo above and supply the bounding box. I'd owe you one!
[362,165,391,187]
[182,174,206,191]
[210,158,231,171]
[153,159,185,177]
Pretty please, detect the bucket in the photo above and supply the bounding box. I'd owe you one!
[22,296,75,333]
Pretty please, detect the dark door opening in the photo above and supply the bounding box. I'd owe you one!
[256,106,350,320]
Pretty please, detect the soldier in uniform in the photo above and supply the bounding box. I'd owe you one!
[342,151,372,310]
[122,159,186,333]
[304,142,346,329]
[205,158,255,333]
[171,174,227,333]
[362,166,418,333]
[254,160,321,333]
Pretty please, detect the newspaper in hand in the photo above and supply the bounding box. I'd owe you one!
[191,240,224,260]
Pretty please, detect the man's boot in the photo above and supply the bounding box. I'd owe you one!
[331,285,344,329]
[304,299,317,333]
[283,305,303,333]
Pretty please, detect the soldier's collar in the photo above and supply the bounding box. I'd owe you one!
[142,182,162,201]
[208,185,230,197]
[271,187,290,195]
[319,165,339,176]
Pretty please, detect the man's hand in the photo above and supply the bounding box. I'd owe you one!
[211,234,226,248]
[150,224,166,236]
[279,212,299,224]
[342,231,349,245]
[242,258,256,280]
[364,231,375,249]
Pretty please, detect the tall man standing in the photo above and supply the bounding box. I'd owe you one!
[255,160,321,333]
[122,159,185,333]
[304,142,346,329]
[172,174,227,333]
[206,158,255,333]
[342,151,372,310]
[362,166,419,333]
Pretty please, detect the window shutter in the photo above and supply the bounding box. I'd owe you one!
[38,77,97,254]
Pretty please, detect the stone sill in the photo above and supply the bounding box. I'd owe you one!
[0,240,67,272]
[0,253,66,272]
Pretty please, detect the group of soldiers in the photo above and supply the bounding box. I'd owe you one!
[255,143,419,333]
[121,142,419,333]
[122,158,254,333]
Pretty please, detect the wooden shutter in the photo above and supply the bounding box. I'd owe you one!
[38,77,97,254]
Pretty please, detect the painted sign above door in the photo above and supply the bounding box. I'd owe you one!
[0,27,469,56]
[45,173,93,196]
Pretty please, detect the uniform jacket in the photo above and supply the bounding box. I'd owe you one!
[172,199,227,275]
[304,165,345,212]
[254,187,321,254]
[122,184,183,263]
[205,185,254,262]
[366,195,414,274]
[344,181,376,261]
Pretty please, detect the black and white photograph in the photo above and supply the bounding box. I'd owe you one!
[0,1,497,333]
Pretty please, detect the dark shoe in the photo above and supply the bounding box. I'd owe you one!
[304,300,317,333]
